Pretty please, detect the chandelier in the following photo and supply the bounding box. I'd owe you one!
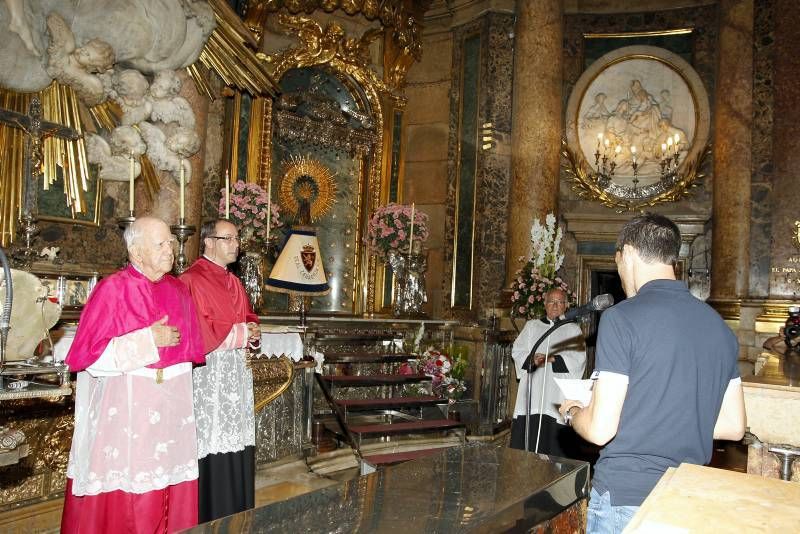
[592,132,684,191]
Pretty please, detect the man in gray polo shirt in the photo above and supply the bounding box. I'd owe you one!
[560,213,746,534]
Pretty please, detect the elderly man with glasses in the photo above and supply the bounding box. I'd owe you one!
[61,216,206,533]
[179,219,261,523]
[509,287,587,457]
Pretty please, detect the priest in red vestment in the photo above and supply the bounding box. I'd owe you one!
[179,219,261,523]
[61,216,205,534]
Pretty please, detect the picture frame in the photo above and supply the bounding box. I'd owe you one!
[564,45,711,210]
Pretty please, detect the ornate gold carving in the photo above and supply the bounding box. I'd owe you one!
[0,397,74,510]
[263,15,399,100]
[193,0,279,98]
[250,356,295,412]
[279,155,337,221]
[757,300,796,325]
[562,139,711,212]
[245,1,427,86]
[264,14,395,313]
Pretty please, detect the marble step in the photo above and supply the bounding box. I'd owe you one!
[320,373,430,387]
[323,353,417,364]
[362,447,450,466]
[348,419,464,438]
[335,396,441,412]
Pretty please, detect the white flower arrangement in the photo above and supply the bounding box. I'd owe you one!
[511,213,574,320]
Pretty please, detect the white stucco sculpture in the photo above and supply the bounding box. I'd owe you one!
[45,12,115,106]
[85,126,145,182]
[0,0,215,95]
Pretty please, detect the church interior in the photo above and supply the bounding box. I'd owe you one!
[1,0,799,532]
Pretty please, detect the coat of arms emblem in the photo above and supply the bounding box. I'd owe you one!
[300,243,316,272]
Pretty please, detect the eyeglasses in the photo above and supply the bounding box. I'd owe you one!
[545,300,566,305]
[209,235,240,243]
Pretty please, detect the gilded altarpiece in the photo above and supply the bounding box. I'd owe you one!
[252,15,406,315]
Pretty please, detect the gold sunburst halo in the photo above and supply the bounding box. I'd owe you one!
[279,155,337,221]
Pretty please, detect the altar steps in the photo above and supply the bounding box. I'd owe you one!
[348,419,464,439]
[322,353,417,364]
[335,395,441,413]
[320,373,429,387]
[362,447,448,466]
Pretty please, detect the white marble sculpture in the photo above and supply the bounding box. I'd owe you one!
[85,126,145,182]
[0,0,215,94]
[112,69,153,126]
[45,12,115,106]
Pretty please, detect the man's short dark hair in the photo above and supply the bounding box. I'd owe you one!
[616,213,681,265]
[199,219,220,255]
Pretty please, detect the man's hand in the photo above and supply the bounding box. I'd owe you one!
[151,315,180,347]
[247,322,260,342]
[559,399,584,418]
[534,353,555,367]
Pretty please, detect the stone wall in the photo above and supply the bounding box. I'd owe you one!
[404,24,454,317]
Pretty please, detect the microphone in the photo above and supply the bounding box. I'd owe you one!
[563,293,614,321]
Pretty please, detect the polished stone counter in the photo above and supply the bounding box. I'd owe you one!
[625,463,800,532]
[183,443,589,533]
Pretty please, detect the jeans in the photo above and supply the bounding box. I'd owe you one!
[586,487,639,534]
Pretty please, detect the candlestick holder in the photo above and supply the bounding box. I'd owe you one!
[170,219,195,275]
[117,211,136,233]
[12,213,40,269]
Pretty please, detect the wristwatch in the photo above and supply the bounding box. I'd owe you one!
[564,406,580,426]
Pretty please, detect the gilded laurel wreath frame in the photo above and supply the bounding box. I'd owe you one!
[563,45,711,211]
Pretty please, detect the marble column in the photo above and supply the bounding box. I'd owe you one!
[767,0,800,298]
[506,0,563,284]
[709,0,754,311]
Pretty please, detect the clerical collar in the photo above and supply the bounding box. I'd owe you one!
[539,315,565,325]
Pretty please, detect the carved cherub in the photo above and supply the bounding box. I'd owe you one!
[111,69,152,126]
[85,127,145,182]
[45,12,114,106]
[276,14,345,68]
[148,70,195,129]
[39,246,60,262]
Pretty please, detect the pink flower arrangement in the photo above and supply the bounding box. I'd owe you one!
[402,347,467,401]
[366,203,429,259]
[218,181,282,242]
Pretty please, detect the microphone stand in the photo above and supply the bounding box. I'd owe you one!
[522,318,575,453]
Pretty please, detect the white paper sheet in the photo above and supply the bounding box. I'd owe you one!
[554,377,594,406]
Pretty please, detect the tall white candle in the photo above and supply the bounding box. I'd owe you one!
[225,170,230,219]
[129,152,135,213]
[408,203,415,254]
[179,160,185,220]
[265,175,272,243]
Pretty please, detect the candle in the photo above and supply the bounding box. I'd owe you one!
[224,169,230,219]
[265,175,272,243]
[597,132,603,148]
[661,143,668,154]
[129,151,135,213]
[408,203,415,254]
[179,160,185,221]
[631,145,637,164]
